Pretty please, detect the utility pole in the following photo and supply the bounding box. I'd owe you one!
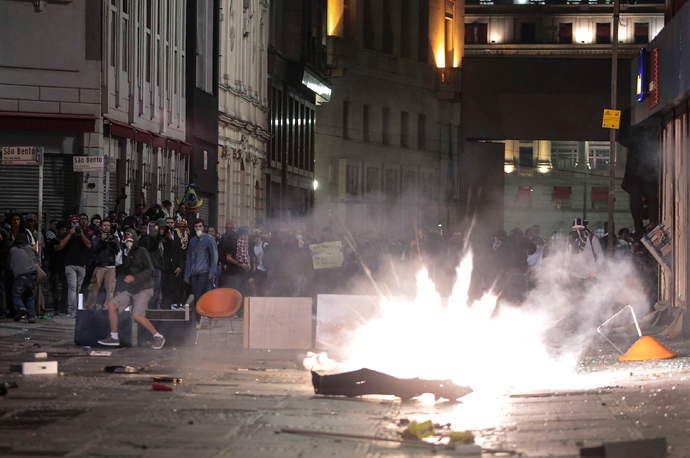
[608,0,621,254]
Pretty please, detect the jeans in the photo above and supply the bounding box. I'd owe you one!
[85,267,116,309]
[160,270,178,309]
[148,268,161,309]
[49,270,68,313]
[65,265,86,315]
[12,274,37,319]
[190,273,210,323]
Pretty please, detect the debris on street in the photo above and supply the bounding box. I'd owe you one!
[152,383,174,392]
[103,366,143,374]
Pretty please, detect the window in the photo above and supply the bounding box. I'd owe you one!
[196,0,214,93]
[558,23,573,44]
[404,171,417,195]
[382,108,390,144]
[589,142,609,169]
[363,0,374,50]
[634,23,649,44]
[344,0,355,40]
[343,101,350,139]
[385,169,398,199]
[346,166,359,196]
[417,114,427,149]
[519,146,533,168]
[400,112,409,147]
[521,23,536,44]
[516,186,533,208]
[400,0,411,58]
[596,23,611,44]
[418,0,430,62]
[382,0,393,54]
[366,168,379,194]
[552,187,572,209]
[591,187,608,211]
[551,141,578,169]
[476,23,487,44]
[363,105,371,142]
[465,24,475,45]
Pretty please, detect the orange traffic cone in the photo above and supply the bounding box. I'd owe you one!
[618,335,677,361]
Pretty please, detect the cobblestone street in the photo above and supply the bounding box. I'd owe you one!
[0,316,688,457]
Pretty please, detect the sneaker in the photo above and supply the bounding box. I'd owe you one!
[28,318,36,324]
[98,336,121,347]
[152,334,165,350]
[13,309,27,322]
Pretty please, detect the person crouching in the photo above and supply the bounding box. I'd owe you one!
[98,230,165,349]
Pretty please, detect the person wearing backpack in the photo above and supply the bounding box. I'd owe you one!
[10,232,39,323]
[564,218,605,284]
[184,219,218,320]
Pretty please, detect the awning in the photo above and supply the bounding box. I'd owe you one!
[552,186,572,200]
[152,134,167,149]
[0,112,97,133]
[168,140,181,152]
[591,187,608,201]
[181,142,192,155]
[106,119,136,140]
[136,130,153,146]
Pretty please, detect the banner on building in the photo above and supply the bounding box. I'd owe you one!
[309,241,344,270]
[641,222,672,271]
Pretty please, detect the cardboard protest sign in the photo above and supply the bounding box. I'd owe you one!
[309,241,344,269]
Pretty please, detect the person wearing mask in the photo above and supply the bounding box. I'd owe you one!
[60,215,92,317]
[219,226,251,294]
[184,219,218,316]
[10,232,39,323]
[564,218,605,285]
[85,220,120,310]
[98,230,165,349]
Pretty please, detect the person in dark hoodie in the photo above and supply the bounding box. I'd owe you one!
[145,219,183,310]
[10,232,38,323]
[98,230,165,349]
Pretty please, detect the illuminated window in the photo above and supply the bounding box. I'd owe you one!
[551,141,578,169]
[465,23,487,44]
[634,23,649,44]
[519,146,533,168]
[596,23,611,44]
[552,187,572,209]
[465,24,475,45]
[591,187,608,211]
[558,23,573,44]
[516,186,533,208]
[588,142,610,169]
[476,23,487,44]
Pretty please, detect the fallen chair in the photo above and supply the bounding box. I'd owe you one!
[195,288,243,347]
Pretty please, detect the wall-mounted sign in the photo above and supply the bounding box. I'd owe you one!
[73,155,105,172]
[648,48,659,110]
[1,146,38,164]
[637,48,646,103]
[602,109,621,129]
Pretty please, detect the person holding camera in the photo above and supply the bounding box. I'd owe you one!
[85,220,120,310]
[59,216,92,317]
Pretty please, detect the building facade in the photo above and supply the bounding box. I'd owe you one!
[631,0,690,330]
[0,1,227,226]
[217,0,270,229]
[461,0,664,241]
[314,0,463,240]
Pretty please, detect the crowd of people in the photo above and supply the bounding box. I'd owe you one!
[0,199,659,342]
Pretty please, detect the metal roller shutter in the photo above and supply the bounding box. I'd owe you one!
[0,154,79,223]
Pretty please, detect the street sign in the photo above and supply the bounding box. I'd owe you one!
[73,155,106,172]
[602,109,621,129]
[1,146,38,164]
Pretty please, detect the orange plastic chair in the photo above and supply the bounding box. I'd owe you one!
[195,288,243,346]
